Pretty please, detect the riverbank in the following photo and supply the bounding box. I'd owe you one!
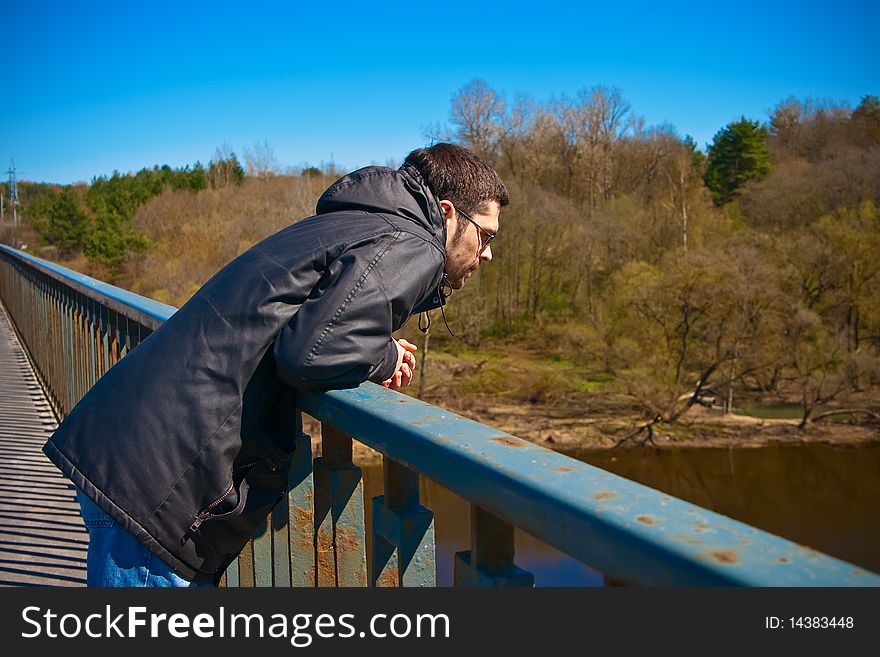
[417,344,879,451]
[303,345,879,463]
[464,397,880,450]
[303,394,880,466]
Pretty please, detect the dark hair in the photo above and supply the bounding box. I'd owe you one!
[404,143,509,217]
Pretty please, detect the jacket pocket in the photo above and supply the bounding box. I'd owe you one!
[180,461,258,546]
[187,460,291,569]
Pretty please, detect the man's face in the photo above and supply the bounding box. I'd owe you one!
[442,200,500,290]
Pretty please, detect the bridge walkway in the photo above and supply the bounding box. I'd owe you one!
[0,300,86,586]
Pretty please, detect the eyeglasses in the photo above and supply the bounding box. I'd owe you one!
[456,207,497,254]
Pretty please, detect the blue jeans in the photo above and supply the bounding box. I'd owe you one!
[77,489,211,587]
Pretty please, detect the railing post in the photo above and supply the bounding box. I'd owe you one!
[371,457,435,587]
[87,295,97,390]
[313,422,367,587]
[238,540,255,587]
[228,412,315,588]
[454,504,534,587]
[100,301,110,377]
[285,421,316,586]
[224,556,239,587]
[252,517,272,587]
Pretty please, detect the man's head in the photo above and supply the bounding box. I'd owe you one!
[404,143,509,289]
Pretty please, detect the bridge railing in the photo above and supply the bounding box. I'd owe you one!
[1,243,876,587]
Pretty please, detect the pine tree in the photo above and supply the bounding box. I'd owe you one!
[704,118,771,205]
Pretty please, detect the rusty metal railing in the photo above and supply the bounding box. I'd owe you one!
[1,243,877,587]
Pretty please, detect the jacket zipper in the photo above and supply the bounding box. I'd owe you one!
[180,460,260,545]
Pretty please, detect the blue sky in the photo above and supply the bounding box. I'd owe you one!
[2,0,877,184]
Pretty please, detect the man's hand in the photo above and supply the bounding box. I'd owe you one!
[381,338,418,390]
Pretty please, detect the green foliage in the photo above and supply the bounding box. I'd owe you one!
[683,134,707,172]
[10,86,878,421]
[603,245,786,420]
[46,188,89,252]
[84,164,207,270]
[852,95,880,144]
[18,163,208,271]
[208,153,245,188]
[704,118,771,205]
[25,186,89,253]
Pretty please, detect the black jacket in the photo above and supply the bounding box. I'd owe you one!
[43,164,447,582]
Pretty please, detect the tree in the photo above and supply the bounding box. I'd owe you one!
[208,144,245,188]
[26,187,90,253]
[851,95,880,145]
[704,118,771,205]
[449,79,505,156]
[781,305,848,428]
[813,202,880,359]
[603,244,783,423]
[47,187,89,253]
[243,140,280,180]
[556,86,634,212]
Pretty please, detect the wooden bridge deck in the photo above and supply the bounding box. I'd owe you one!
[0,301,86,586]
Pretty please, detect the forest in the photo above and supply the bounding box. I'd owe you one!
[3,82,879,446]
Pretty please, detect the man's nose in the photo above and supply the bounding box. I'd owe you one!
[481,245,493,262]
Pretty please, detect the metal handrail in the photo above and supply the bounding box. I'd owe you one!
[1,242,877,586]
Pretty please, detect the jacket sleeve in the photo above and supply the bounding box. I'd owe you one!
[272,231,442,391]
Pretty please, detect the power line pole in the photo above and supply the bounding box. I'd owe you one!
[6,160,19,245]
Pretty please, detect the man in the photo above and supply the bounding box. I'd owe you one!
[44,143,508,586]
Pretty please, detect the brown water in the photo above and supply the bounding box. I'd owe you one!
[361,441,880,585]
[360,462,604,587]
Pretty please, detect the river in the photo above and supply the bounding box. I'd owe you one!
[360,441,880,585]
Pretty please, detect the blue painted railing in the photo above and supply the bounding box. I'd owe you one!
[1,242,877,587]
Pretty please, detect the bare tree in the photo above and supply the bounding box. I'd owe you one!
[450,79,505,156]
[243,140,281,181]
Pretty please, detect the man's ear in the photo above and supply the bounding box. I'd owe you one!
[438,200,454,229]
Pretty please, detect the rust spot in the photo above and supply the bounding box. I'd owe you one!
[554,466,577,473]
[594,492,618,501]
[377,565,399,587]
[316,530,336,585]
[853,570,863,576]
[491,436,526,447]
[333,524,362,553]
[293,505,312,527]
[332,526,367,586]
[692,520,710,534]
[740,539,750,545]
[707,549,740,565]
[686,509,696,514]
[635,515,657,526]
[686,539,702,545]
[776,557,791,564]
[396,399,412,403]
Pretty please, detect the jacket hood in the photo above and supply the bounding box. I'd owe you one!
[315,163,446,241]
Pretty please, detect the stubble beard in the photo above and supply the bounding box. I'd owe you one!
[446,257,479,290]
